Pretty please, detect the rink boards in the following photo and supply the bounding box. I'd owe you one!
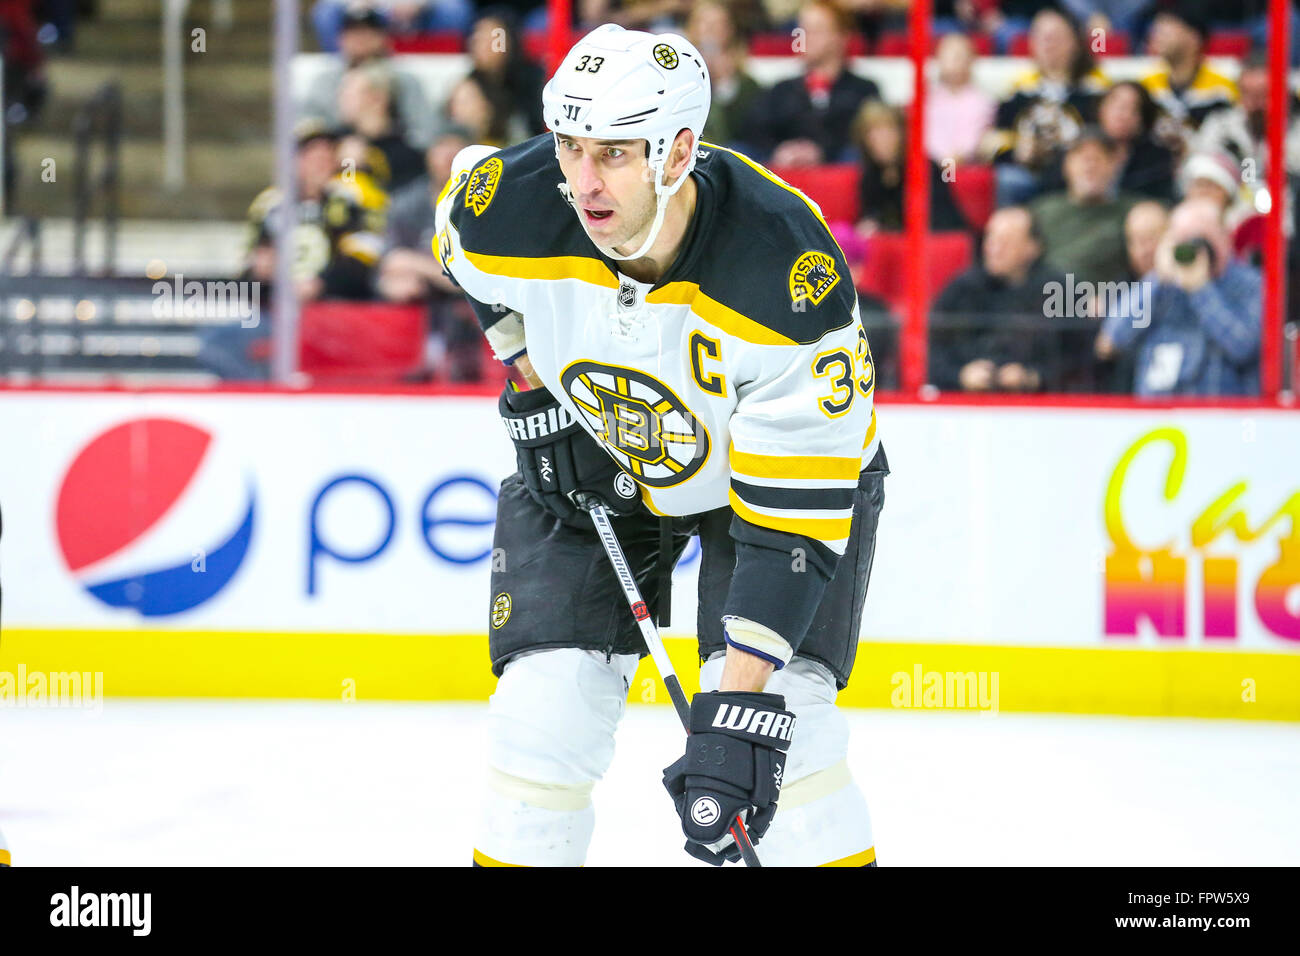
[1,390,1297,719]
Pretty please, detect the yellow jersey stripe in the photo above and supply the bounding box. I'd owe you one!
[863,408,877,449]
[729,488,852,541]
[473,848,527,867]
[0,848,10,865]
[464,250,619,288]
[648,282,798,346]
[731,446,862,482]
[821,845,876,867]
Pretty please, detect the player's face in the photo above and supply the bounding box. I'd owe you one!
[556,135,656,251]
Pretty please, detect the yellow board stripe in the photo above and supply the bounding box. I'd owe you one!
[464,250,619,288]
[0,849,10,866]
[2,630,1297,720]
[731,446,862,482]
[648,282,797,346]
[473,849,526,867]
[822,846,875,867]
[729,488,853,541]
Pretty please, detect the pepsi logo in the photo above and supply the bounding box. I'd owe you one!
[56,418,255,616]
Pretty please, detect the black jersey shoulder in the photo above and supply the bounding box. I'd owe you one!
[688,145,858,346]
[447,133,599,263]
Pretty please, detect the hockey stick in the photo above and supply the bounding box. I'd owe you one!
[576,494,762,868]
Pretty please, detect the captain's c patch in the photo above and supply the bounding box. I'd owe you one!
[789,251,840,306]
[465,157,504,216]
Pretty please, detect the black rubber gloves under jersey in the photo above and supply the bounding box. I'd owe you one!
[499,384,642,523]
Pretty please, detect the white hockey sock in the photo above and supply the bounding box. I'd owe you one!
[474,781,594,867]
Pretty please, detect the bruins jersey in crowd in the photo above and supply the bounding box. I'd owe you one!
[1142,61,1238,139]
[989,66,1110,163]
[434,134,879,567]
[246,170,388,299]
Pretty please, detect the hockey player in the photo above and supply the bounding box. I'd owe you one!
[435,23,888,866]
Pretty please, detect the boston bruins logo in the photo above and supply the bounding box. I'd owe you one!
[465,157,503,216]
[491,592,512,629]
[789,250,840,306]
[561,361,709,488]
[652,43,679,69]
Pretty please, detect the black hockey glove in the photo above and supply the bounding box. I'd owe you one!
[499,383,642,523]
[662,691,794,865]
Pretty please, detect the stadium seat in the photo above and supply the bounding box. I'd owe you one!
[874,31,993,56]
[1204,31,1252,57]
[768,163,861,222]
[854,231,973,314]
[948,163,995,231]
[299,301,428,383]
[391,31,464,53]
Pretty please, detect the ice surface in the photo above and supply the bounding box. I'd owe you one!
[2,702,1297,866]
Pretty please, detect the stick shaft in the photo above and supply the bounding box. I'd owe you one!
[585,502,762,867]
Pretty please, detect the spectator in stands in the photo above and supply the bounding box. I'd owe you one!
[377,126,486,381]
[1,0,48,210]
[1141,5,1237,149]
[312,1,474,52]
[1097,198,1260,395]
[1178,151,1248,228]
[837,0,908,48]
[1096,80,1176,201]
[245,120,388,303]
[688,0,764,151]
[464,8,546,143]
[929,206,1071,392]
[576,0,696,31]
[445,74,510,147]
[853,100,969,234]
[925,32,996,167]
[1059,0,1155,42]
[1030,127,1139,287]
[974,0,1052,54]
[984,6,1110,206]
[300,3,439,149]
[747,0,881,167]
[337,62,427,191]
[1194,51,1300,213]
[1091,198,1169,391]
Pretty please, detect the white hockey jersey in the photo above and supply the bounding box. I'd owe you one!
[434,135,880,561]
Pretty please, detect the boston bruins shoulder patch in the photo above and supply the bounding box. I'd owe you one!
[465,157,504,216]
[789,250,840,306]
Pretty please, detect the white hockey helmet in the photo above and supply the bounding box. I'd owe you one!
[542,23,711,260]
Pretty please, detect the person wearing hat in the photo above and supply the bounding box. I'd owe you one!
[311,1,473,54]
[1179,151,1247,226]
[243,117,388,303]
[1141,4,1238,145]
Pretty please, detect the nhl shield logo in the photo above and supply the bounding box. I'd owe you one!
[560,360,710,488]
[789,250,840,306]
[617,281,638,310]
[465,157,503,216]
